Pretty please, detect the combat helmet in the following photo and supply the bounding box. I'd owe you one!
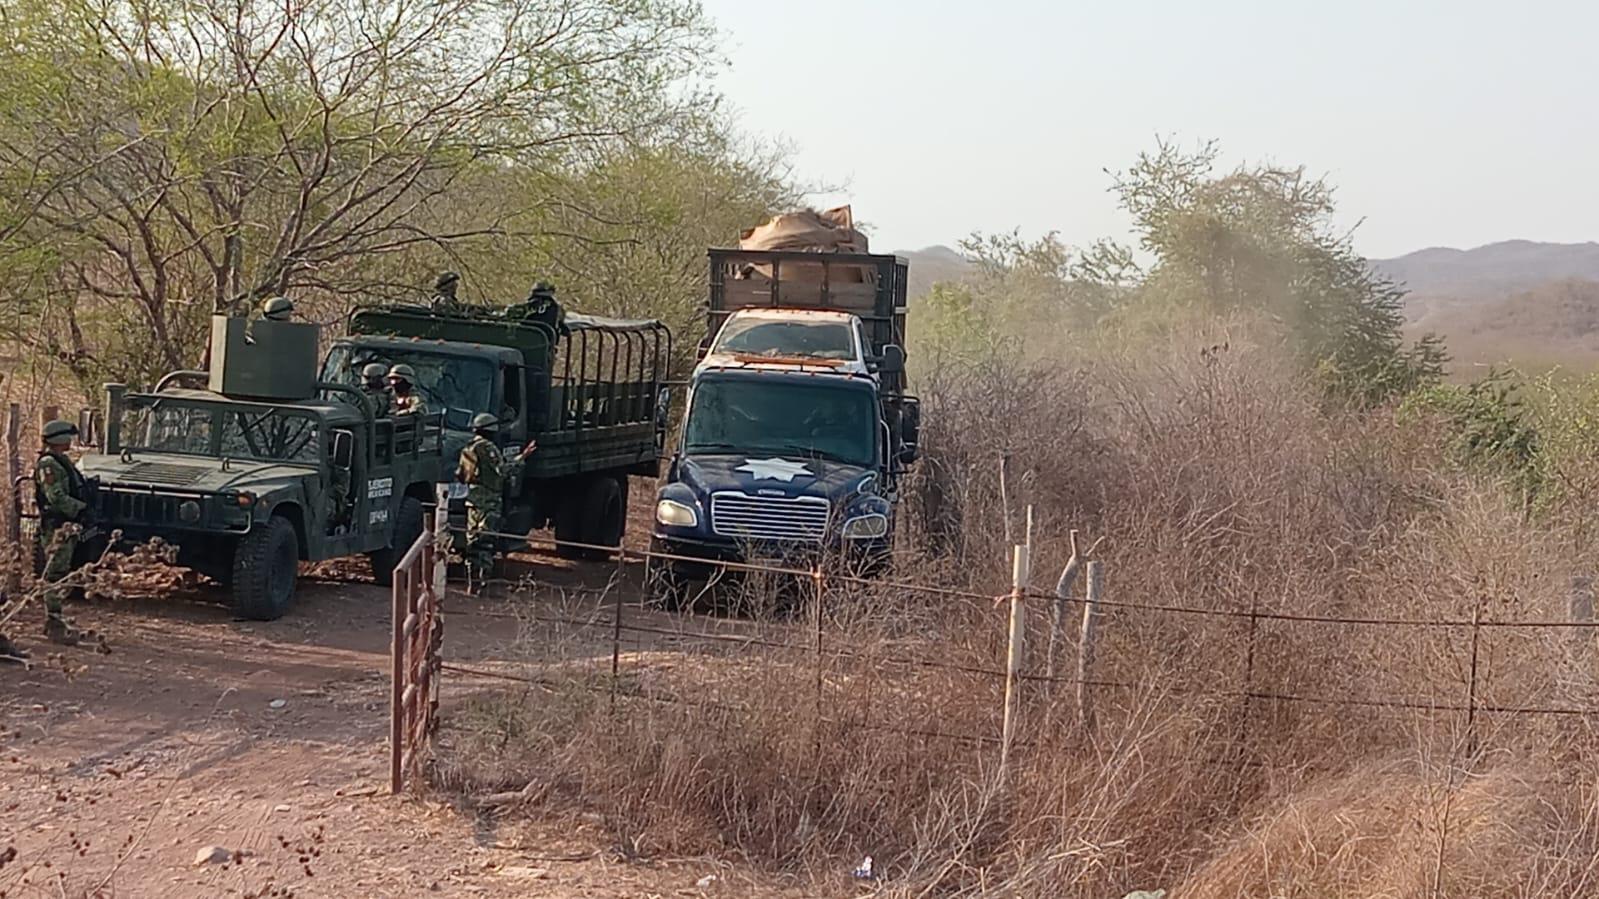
[41,419,78,445]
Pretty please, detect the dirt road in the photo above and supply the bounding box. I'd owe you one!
[0,555,795,898]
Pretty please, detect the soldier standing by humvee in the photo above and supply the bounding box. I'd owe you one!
[34,420,93,645]
[457,413,537,593]
[387,364,427,416]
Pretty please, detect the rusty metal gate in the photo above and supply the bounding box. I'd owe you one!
[389,487,448,793]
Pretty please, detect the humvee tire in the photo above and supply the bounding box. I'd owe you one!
[368,495,425,587]
[233,516,299,621]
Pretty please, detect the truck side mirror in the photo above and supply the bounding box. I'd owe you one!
[902,397,920,443]
[332,430,354,469]
[897,445,919,466]
[654,386,672,429]
[875,345,905,375]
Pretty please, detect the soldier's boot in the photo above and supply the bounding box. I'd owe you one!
[44,612,82,646]
[0,632,28,662]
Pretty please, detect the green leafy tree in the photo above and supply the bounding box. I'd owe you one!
[1111,140,1447,405]
[0,0,721,388]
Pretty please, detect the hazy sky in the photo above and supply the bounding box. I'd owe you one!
[699,0,1597,259]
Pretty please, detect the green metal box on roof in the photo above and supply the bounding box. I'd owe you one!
[207,315,321,400]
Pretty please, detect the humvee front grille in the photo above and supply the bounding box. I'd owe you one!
[109,491,181,525]
[123,461,208,486]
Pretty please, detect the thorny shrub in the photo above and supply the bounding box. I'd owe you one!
[434,317,1599,897]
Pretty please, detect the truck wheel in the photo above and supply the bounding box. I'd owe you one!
[575,476,626,561]
[552,492,585,560]
[368,495,425,587]
[232,516,299,621]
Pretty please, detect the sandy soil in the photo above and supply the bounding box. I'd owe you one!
[0,550,815,899]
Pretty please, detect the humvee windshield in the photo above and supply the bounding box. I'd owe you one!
[117,397,323,463]
[321,345,492,431]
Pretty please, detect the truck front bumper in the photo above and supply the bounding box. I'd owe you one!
[649,532,891,578]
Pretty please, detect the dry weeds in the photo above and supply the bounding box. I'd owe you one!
[433,319,1599,897]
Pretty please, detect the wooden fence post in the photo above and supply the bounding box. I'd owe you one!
[998,453,1014,547]
[1047,530,1082,680]
[1000,543,1029,782]
[1463,602,1483,762]
[1076,561,1104,732]
[1570,575,1594,687]
[4,404,19,594]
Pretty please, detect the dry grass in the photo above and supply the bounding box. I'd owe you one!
[433,316,1599,897]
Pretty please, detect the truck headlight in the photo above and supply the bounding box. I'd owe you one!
[178,500,201,523]
[655,499,698,528]
[841,514,888,539]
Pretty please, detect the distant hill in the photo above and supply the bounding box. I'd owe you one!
[1372,240,1599,299]
[1368,241,1599,373]
[894,245,972,300]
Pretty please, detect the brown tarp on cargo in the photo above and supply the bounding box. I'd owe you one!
[735,206,871,283]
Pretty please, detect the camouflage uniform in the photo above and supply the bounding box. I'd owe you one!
[458,433,505,585]
[361,363,391,418]
[457,420,534,589]
[430,272,461,313]
[387,364,428,417]
[391,392,427,416]
[34,439,88,622]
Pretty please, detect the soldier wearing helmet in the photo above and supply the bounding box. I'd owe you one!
[431,271,462,313]
[260,296,294,321]
[456,412,537,593]
[386,364,427,417]
[33,419,92,645]
[508,280,566,338]
[360,362,391,417]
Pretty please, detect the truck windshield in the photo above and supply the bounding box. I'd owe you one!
[322,344,493,431]
[684,379,877,467]
[713,318,854,361]
[118,398,322,464]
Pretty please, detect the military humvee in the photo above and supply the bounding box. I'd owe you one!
[77,315,445,620]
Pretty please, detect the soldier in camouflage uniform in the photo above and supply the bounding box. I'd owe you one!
[361,362,391,417]
[34,419,91,645]
[386,364,427,416]
[430,271,462,313]
[506,281,566,340]
[457,413,537,593]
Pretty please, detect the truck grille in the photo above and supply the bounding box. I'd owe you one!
[710,492,829,543]
[123,461,208,486]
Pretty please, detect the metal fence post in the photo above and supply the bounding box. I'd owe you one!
[389,565,406,794]
[1000,543,1029,781]
[1076,561,1104,733]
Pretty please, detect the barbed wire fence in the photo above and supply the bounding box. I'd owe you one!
[436,510,1599,793]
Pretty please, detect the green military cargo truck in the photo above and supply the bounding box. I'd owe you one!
[77,315,446,620]
[319,302,671,556]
